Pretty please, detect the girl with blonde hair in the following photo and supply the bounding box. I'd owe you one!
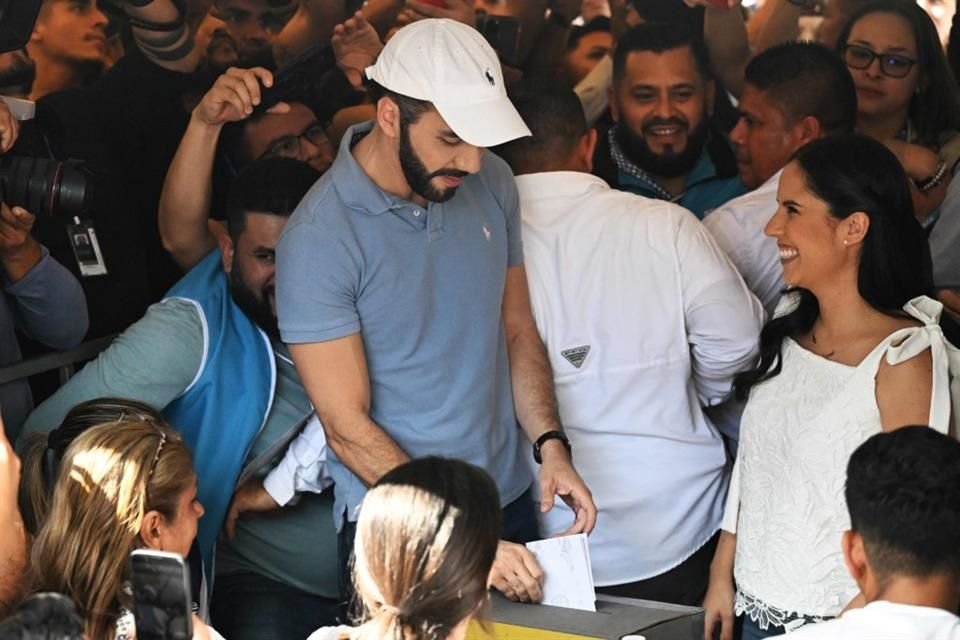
[29,420,215,640]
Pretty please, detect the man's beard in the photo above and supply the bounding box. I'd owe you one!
[398,120,468,203]
[229,268,280,342]
[615,116,710,179]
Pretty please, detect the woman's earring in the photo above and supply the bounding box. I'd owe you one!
[843,240,849,246]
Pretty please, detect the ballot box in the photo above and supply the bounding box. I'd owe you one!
[468,592,703,640]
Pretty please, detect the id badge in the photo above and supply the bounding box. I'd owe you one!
[66,218,108,277]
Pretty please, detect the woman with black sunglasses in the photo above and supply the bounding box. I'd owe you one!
[835,1,960,225]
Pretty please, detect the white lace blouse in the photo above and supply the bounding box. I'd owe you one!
[721,296,960,624]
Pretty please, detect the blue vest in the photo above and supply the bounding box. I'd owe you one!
[162,250,275,580]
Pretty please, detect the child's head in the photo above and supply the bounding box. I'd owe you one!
[844,426,960,601]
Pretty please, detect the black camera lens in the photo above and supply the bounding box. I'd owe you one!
[0,155,93,218]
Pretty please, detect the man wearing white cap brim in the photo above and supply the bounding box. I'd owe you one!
[275,18,596,604]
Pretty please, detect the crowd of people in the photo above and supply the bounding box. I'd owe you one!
[1,0,960,639]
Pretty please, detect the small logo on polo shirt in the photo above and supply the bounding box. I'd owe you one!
[483,225,492,241]
[561,346,590,369]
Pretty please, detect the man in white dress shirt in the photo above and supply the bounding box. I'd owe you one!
[703,42,857,316]
[493,82,763,605]
[779,426,960,640]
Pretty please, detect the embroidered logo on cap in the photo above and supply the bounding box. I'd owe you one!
[485,68,495,86]
[561,346,590,369]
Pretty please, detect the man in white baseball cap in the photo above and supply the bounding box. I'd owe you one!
[275,17,597,605]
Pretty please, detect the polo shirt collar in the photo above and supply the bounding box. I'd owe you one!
[330,121,399,216]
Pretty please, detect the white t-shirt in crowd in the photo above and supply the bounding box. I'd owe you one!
[778,601,960,639]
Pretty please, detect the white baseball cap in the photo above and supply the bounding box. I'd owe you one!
[365,19,531,148]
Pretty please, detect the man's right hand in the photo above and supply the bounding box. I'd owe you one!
[192,67,288,128]
[488,540,544,603]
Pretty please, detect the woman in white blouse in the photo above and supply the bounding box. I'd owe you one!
[702,133,959,640]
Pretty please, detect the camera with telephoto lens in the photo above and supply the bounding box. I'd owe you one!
[0,156,94,218]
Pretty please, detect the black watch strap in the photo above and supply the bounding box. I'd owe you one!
[533,430,571,464]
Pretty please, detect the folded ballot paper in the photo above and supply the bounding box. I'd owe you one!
[525,534,596,613]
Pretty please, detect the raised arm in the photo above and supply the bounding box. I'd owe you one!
[159,67,280,271]
[121,0,203,72]
[696,0,750,99]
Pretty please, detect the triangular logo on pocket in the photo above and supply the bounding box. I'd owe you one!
[561,346,590,369]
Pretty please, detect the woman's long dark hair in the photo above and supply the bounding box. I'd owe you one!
[734,133,931,399]
[836,1,960,146]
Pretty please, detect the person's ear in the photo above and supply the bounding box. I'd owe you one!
[793,115,823,148]
[376,96,402,140]
[139,511,165,551]
[840,211,870,248]
[219,234,235,275]
[579,129,599,173]
[843,530,870,590]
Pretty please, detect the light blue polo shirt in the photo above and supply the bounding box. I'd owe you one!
[276,122,532,527]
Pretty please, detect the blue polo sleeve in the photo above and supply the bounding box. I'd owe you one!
[483,151,524,267]
[276,211,362,345]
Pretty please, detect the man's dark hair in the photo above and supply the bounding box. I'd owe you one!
[745,42,856,136]
[567,16,611,50]
[846,426,960,581]
[628,0,702,27]
[0,593,84,640]
[368,81,432,127]
[225,157,321,241]
[613,23,711,87]
[493,81,587,176]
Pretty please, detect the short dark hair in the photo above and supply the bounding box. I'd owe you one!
[225,157,320,241]
[613,23,711,87]
[367,80,433,127]
[627,0,702,27]
[846,426,960,580]
[494,81,587,176]
[567,16,611,50]
[745,42,856,136]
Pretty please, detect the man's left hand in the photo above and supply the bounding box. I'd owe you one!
[538,440,596,535]
[223,479,280,541]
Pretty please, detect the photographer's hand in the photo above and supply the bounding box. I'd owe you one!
[0,99,21,154]
[0,204,42,283]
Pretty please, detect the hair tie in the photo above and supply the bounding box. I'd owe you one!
[379,604,402,618]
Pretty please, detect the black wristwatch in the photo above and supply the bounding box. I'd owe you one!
[533,430,572,464]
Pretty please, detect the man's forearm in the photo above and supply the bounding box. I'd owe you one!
[751,0,803,53]
[704,5,749,98]
[320,413,410,486]
[125,0,200,72]
[158,114,220,270]
[508,326,563,443]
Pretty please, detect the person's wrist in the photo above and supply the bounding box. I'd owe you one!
[537,434,571,464]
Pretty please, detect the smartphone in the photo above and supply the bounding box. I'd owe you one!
[477,15,521,67]
[130,550,193,640]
